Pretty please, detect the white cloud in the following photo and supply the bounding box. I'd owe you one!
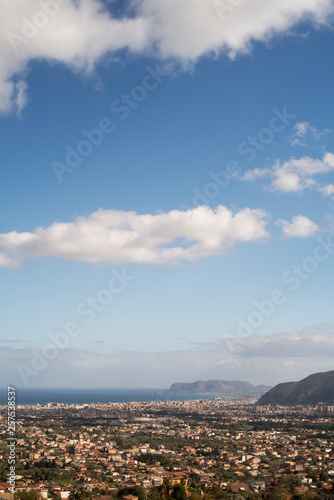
[1,0,151,114]
[275,215,319,238]
[242,152,334,194]
[139,0,333,60]
[242,167,271,181]
[0,205,269,268]
[15,80,29,116]
[1,0,333,113]
[319,184,334,196]
[289,121,333,146]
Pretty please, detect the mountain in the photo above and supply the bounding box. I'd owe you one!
[162,380,271,397]
[257,370,334,406]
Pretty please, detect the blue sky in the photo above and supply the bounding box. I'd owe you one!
[1,0,334,388]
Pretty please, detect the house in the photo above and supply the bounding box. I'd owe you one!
[0,484,11,494]
[229,484,251,494]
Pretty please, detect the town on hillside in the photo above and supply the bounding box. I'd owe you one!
[1,398,334,500]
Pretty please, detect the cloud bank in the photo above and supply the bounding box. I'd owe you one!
[4,324,334,388]
[1,0,333,113]
[229,323,334,358]
[0,205,269,268]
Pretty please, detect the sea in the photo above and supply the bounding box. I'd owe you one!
[0,388,226,406]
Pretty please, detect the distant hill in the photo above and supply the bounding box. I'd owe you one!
[257,370,334,406]
[162,380,271,397]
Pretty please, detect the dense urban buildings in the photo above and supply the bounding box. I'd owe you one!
[1,398,334,500]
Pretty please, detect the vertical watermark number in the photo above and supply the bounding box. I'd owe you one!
[7,386,16,493]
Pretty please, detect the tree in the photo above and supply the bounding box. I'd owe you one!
[148,490,163,500]
[14,491,41,500]
[172,484,187,500]
[118,486,145,500]
[270,487,289,500]
[69,488,90,500]
[319,471,328,483]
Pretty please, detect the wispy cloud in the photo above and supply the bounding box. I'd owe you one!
[0,205,269,268]
[289,121,333,146]
[233,324,334,358]
[241,152,334,194]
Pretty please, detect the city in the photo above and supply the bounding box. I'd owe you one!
[1,399,334,500]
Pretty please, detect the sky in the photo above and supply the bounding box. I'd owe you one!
[1,0,334,389]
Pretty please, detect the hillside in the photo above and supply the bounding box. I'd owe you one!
[162,379,271,397]
[257,370,334,406]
